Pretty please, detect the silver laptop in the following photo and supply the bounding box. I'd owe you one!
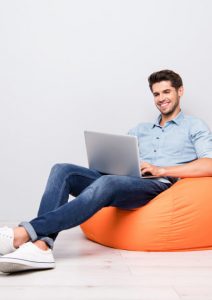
[84,130,158,178]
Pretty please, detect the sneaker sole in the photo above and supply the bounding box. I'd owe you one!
[0,258,55,273]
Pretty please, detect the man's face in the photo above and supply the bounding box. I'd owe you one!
[152,81,183,116]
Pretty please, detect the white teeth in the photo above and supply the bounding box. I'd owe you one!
[160,102,169,107]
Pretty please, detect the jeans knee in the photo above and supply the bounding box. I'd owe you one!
[50,163,75,178]
[46,163,76,190]
[96,175,112,185]
[51,163,67,173]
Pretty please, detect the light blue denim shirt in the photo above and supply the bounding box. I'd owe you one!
[128,111,212,168]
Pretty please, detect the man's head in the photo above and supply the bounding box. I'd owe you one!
[148,70,184,119]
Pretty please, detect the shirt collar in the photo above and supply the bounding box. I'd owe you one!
[152,111,185,128]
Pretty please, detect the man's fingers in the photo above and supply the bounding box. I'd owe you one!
[141,167,153,175]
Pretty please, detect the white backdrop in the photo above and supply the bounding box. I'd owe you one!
[0,0,212,220]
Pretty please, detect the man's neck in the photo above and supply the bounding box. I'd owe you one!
[160,109,181,126]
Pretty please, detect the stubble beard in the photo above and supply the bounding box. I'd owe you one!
[159,98,180,117]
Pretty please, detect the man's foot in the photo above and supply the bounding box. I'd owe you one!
[0,227,16,255]
[0,242,55,273]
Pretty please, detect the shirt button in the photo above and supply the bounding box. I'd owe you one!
[154,150,157,152]
[162,129,164,132]
[156,137,160,139]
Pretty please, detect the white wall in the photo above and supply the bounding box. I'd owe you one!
[0,0,212,220]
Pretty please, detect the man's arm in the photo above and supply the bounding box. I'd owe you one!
[141,158,212,178]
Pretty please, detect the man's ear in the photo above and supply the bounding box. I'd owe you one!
[178,86,184,97]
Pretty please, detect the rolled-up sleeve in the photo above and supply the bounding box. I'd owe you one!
[190,119,212,158]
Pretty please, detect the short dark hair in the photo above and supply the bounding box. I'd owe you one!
[148,69,183,91]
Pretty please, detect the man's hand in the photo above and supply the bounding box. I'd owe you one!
[140,161,166,177]
[141,158,212,178]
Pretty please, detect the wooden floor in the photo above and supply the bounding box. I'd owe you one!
[0,222,212,300]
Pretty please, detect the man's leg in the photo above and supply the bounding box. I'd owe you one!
[0,174,171,273]
[18,175,171,246]
[1,163,103,254]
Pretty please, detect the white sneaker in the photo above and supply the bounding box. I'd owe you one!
[0,242,55,273]
[0,226,16,255]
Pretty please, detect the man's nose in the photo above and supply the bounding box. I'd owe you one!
[158,94,166,102]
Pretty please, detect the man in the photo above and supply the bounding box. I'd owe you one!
[1,70,212,273]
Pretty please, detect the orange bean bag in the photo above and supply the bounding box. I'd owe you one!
[80,178,212,251]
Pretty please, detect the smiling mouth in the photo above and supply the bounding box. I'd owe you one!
[159,102,170,108]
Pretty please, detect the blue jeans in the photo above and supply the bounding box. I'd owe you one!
[20,163,172,248]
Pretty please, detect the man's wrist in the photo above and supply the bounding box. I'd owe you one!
[159,167,168,176]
